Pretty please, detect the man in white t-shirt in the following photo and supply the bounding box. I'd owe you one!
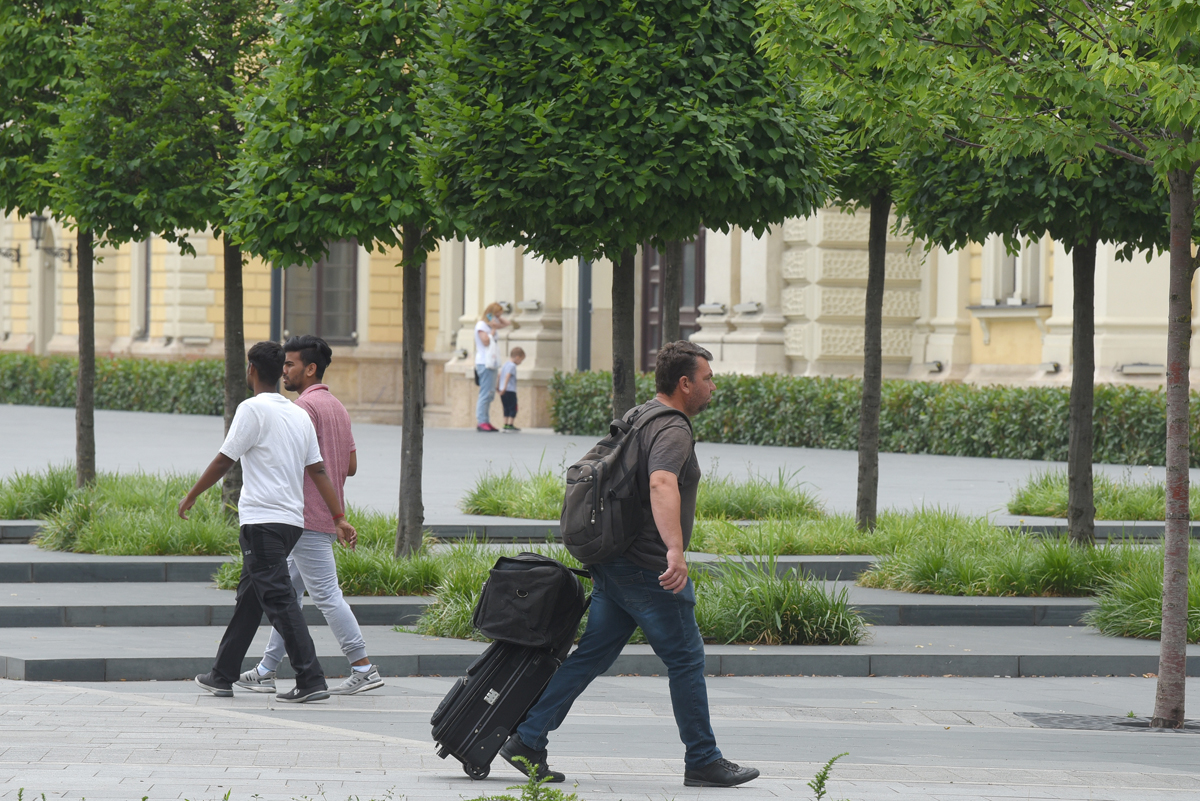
[179,341,357,704]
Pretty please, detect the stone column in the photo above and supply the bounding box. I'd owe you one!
[507,252,563,427]
[918,245,974,380]
[721,224,788,374]
[690,227,737,371]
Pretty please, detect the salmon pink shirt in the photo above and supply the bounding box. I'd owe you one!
[295,384,356,534]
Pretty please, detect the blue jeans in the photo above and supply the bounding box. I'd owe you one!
[515,558,721,770]
[475,365,497,424]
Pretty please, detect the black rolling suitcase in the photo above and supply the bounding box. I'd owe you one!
[431,553,589,780]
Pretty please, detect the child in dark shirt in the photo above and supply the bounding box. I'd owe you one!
[498,347,525,432]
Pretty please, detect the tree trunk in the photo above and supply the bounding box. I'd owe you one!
[75,229,96,488]
[1066,234,1097,545]
[612,247,637,419]
[395,223,426,558]
[855,190,890,531]
[661,240,683,345]
[221,237,246,516]
[1152,168,1195,728]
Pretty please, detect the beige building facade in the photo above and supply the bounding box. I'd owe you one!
[0,206,1189,428]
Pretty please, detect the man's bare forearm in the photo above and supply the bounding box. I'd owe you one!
[178,453,235,518]
[649,471,684,554]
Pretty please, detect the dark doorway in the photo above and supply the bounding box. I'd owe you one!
[640,230,706,372]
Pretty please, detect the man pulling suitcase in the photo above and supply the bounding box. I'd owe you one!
[499,341,760,788]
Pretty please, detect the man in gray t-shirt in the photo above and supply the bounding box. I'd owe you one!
[500,341,760,790]
[624,398,702,573]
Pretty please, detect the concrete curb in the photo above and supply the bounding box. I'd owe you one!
[2,647,1189,683]
[0,520,45,544]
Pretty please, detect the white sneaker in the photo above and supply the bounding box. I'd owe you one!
[329,667,384,696]
[235,667,276,693]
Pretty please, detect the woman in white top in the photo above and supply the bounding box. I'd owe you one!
[474,302,509,431]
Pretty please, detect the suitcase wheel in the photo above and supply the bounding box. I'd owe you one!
[463,762,490,780]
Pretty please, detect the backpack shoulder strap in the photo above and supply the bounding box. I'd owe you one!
[631,403,690,430]
[607,403,690,438]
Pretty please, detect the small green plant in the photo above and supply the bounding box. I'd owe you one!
[0,464,76,519]
[462,756,579,801]
[1127,710,1137,718]
[808,752,848,800]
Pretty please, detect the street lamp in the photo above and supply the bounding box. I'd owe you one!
[30,214,73,268]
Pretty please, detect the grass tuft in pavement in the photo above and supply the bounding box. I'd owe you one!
[461,466,824,521]
[1008,469,1200,520]
[0,464,76,519]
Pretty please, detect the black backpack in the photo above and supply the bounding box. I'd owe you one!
[559,402,689,565]
[471,552,589,656]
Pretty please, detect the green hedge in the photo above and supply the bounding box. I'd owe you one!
[0,353,224,415]
[549,370,1197,467]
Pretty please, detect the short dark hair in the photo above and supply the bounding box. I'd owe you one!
[284,334,333,380]
[655,340,713,396]
[247,341,285,385]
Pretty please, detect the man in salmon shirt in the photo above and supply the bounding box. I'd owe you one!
[235,335,384,696]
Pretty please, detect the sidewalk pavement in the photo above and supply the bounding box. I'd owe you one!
[2,675,1199,801]
[5,405,1196,521]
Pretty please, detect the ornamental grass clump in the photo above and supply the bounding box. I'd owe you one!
[36,472,236,556]
[1009,469,1200,520]
[412,544,865,646]
[215,510,444,595]
[1086,553,1200,643]
[461,467,824,522]
[859,526,1143,597]
[691,507,959,556]
[0,464,75,519]
[460,468,565,520]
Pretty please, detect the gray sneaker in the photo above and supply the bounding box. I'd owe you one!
[235,667,276,693]
[329,667,384,696]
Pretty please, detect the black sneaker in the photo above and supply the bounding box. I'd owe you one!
[498,734,565,783]
[684,758,760,787]
[195,672,233,697]
[276,684,330,703]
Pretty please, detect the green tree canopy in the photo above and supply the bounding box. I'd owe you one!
[0,1,81,216]
[226,0,452,556]
[227,0,448,266]
[896,147,1171,257]
[50,0,272,251]
[418,0,827,263]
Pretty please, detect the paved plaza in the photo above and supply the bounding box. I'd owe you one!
[5,405,1197,522]
[3,404,1200,799]
[3,675,1200,801]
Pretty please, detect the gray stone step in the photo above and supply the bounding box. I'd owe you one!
[995,515,1200,539]
[0,545,231,583]
[0,583,430,628]
[0,544,876,583]
[2,624,1195,682]
[0,580,1092,629]
[0,520,44,544]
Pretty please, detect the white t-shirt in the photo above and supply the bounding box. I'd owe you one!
[219,392,323,528]
[474,320,491,366]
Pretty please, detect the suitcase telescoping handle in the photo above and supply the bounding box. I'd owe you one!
[568,567,591,580]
